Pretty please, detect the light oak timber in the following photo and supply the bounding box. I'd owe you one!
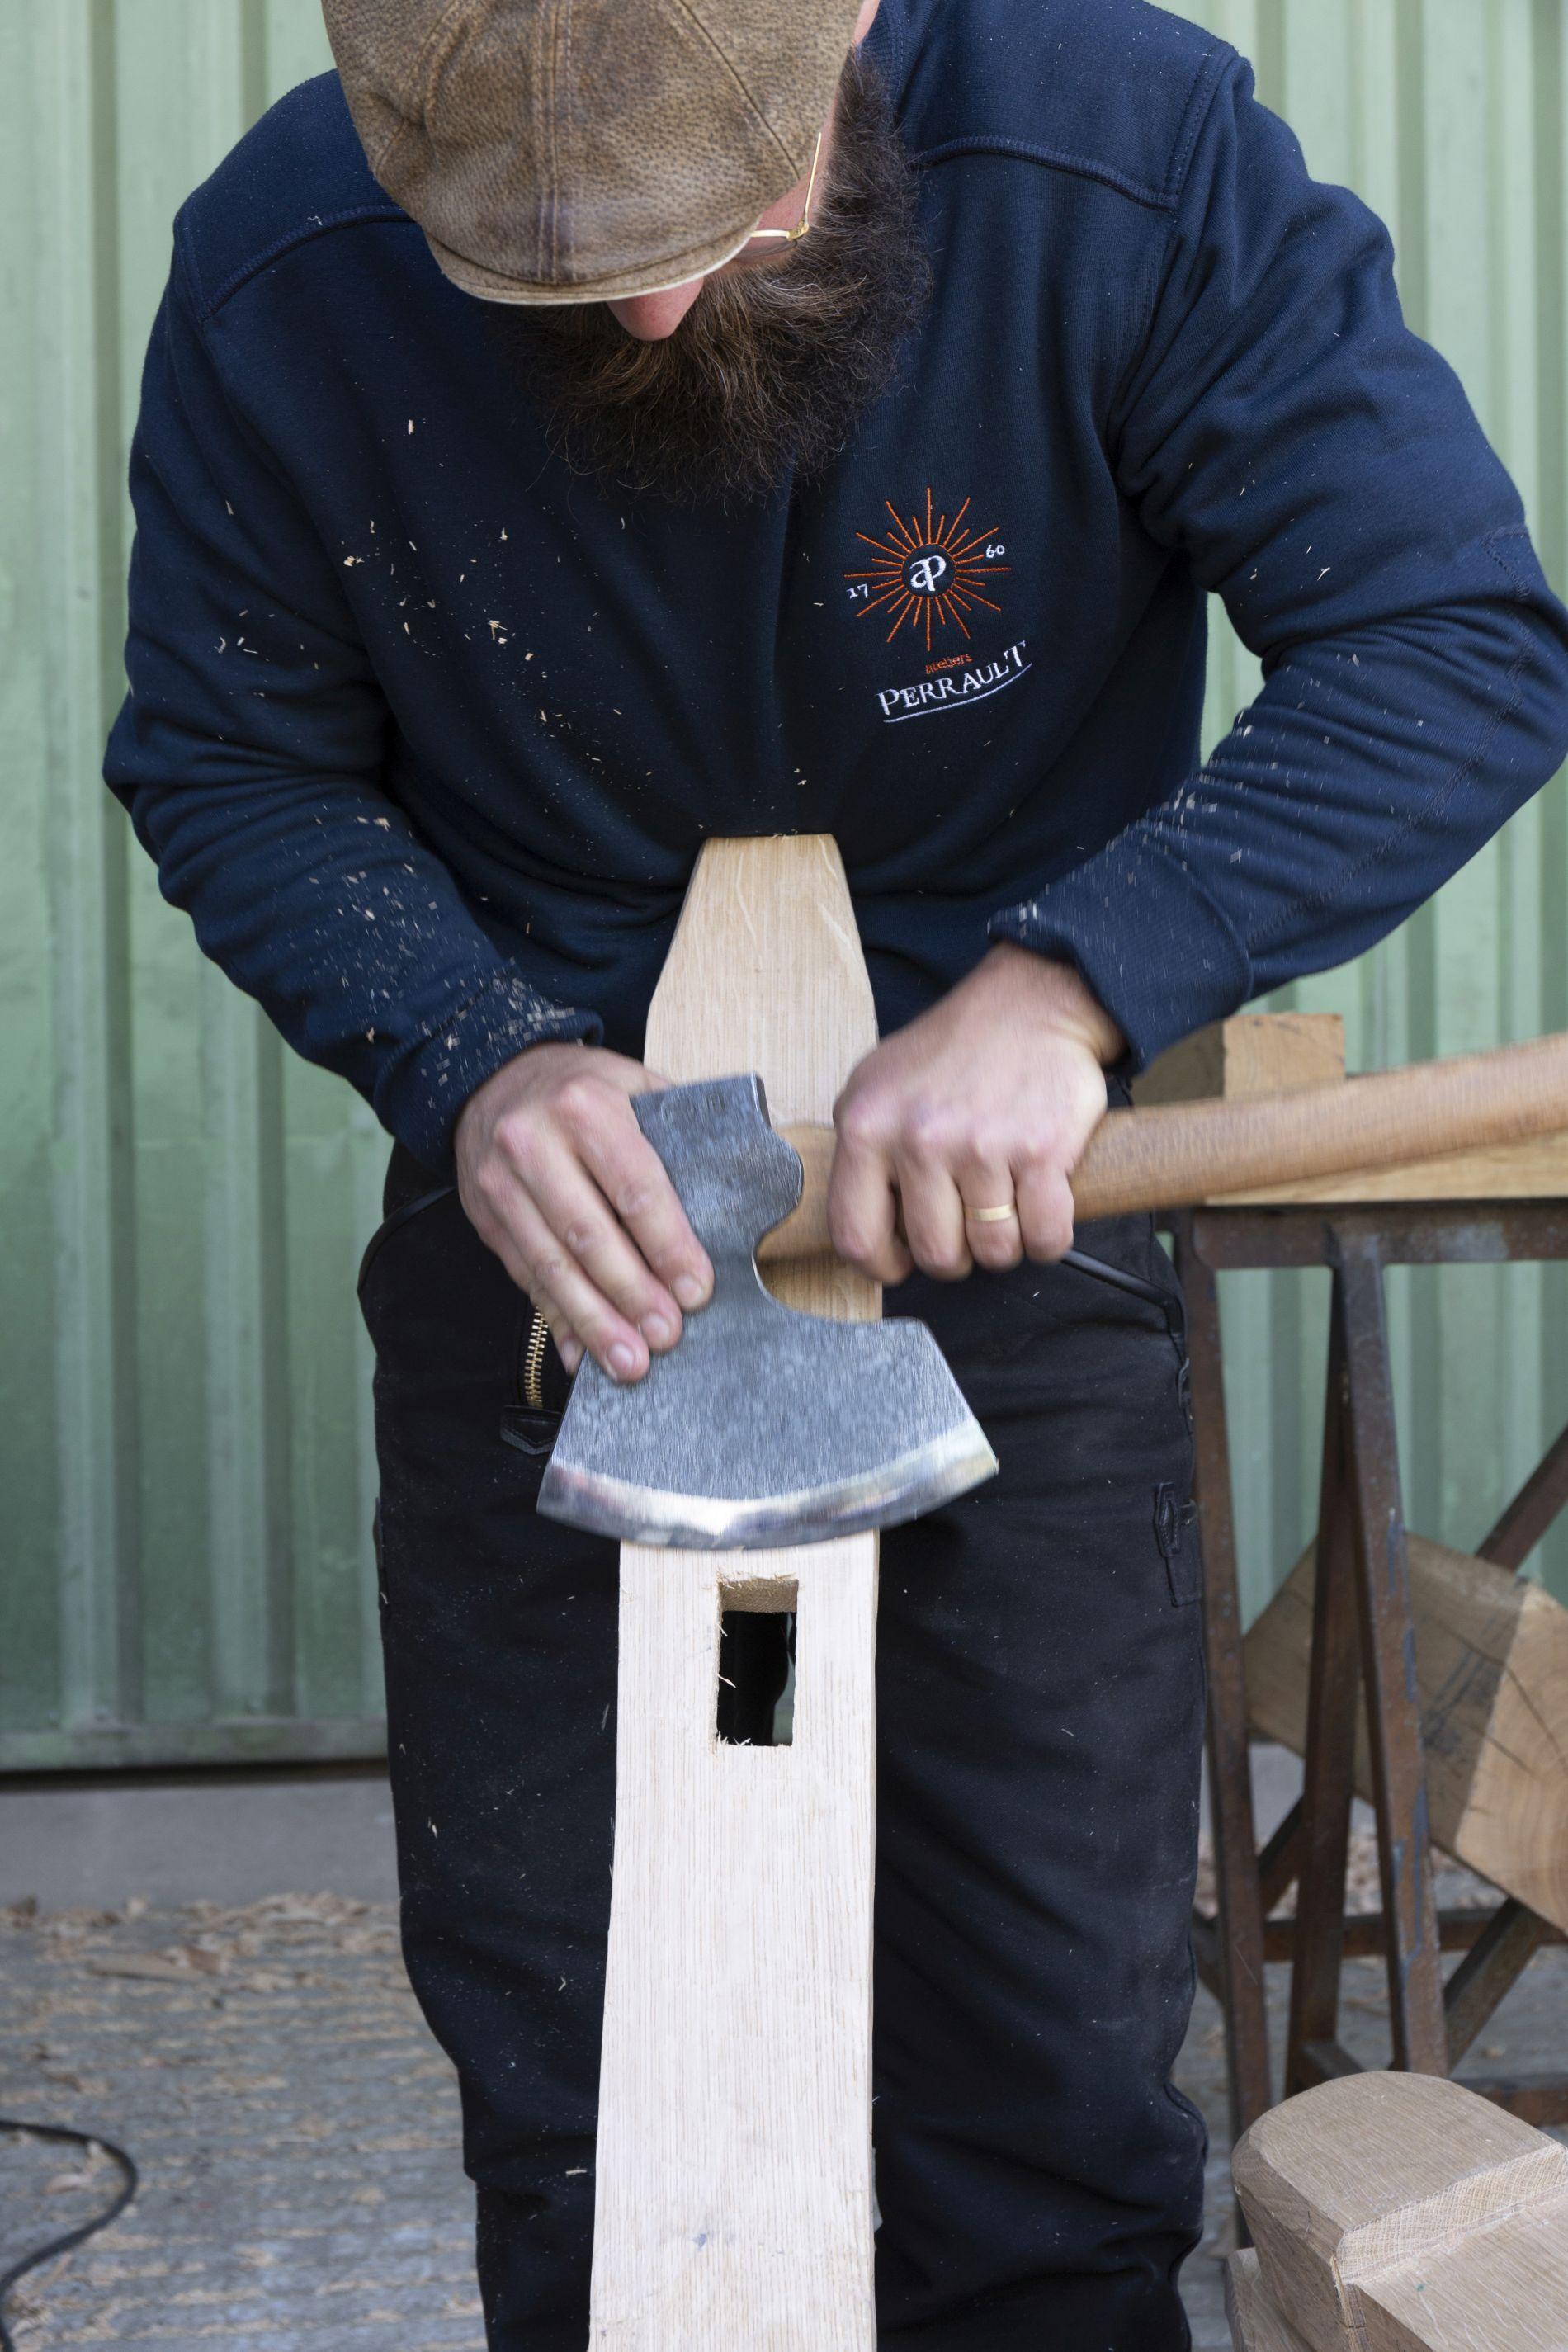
[1135,1012,1348,1107]
[1232,2073,1568,2352]
[1243,1534,1568,1935]
[588,837,878,2351]
[1354,2193,1568,2351]
[1211,1128,1568,1207]
[1226,2248,1316,2352]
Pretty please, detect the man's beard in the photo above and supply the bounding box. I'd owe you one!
[483,52,930,505]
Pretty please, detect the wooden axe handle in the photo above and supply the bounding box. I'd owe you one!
[762,1031,1568,1262]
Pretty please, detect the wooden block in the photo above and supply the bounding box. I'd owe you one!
[1233,2073,1568,2352]
[1356,2189,1568,2351]
[1244,1533,1568,1934]
[1226,2248,1317,2351]
[589,838,878,2350]
[1134,1013,1347,1106]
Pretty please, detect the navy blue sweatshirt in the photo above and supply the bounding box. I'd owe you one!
[106,0,1568,1173]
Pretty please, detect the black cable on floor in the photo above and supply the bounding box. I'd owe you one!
[0,2118,138,2352]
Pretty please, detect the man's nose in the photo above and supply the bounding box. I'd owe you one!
[607,280,706,340]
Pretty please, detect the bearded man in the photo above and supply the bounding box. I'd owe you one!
[106,0,1568,2344]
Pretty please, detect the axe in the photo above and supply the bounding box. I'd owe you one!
[542,1018,1568,1551]
[566,833,1568,2352]
[537,1069,1000,1549]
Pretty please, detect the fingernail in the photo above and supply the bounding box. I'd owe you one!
[609,1342,638,1379]
[673,1273,706,1310]
[641,1313,673,1349]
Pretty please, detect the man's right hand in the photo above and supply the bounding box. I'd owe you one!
[455,1042,713,1384]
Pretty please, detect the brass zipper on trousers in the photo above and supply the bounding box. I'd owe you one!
[521,1307,550,1413]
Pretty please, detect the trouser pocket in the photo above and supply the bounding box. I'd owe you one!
[357,1178,456,1302]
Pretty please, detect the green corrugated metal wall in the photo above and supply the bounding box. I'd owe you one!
[2,0,1566,1772]
[0,0,375,1770]
[1185,0,1568,1615]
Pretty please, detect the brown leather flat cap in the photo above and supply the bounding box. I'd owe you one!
[323,0,864,305]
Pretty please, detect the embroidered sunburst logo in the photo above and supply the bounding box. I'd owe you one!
[844,490,1011,649]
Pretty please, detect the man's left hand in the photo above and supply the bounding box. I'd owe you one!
[828,945,1125,1284]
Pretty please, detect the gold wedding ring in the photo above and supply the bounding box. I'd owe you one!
[966,1202,1019,1224]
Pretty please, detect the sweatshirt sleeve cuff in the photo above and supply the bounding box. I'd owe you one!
[987,833,1254,1071]
[375,967,603,1174]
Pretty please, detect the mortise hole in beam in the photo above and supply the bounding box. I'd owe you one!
[716,1580,797,1749]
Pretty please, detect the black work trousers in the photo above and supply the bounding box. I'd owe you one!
[361,1144,1207,2350]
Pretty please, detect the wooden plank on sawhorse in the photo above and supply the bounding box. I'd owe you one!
[1164,1013,1568,2138]
[589,835,878,2351]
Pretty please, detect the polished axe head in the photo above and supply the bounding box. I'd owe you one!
[537,1075,998,1549]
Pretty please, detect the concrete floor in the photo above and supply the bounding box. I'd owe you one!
[0,1770,400,1910]
[0,1742,1314,1914]
[1,1763,1561,2348]
[0,1889,476,2349]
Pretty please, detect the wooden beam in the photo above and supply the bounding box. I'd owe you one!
[1232,2073,1568,2352]
[589,838,879,2350]
[1226,2247,1316,2351]
[1451,2076,1568,2129]
[1358,2191,1568,2350]
[1244,1533,1568,1935]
